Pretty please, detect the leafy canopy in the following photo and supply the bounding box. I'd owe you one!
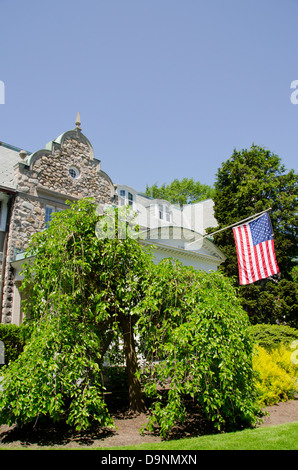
[0,199,152,428]
[210,144,298,326]
[137,260,261,436]
[145,177,215,205]
[0,198,261,434]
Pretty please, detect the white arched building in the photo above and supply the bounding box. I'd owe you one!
[116,184,226,271]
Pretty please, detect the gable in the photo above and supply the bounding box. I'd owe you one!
[22,129,115,201]
[4,124,117,260]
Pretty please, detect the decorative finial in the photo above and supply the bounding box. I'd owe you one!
[75,112,81,130]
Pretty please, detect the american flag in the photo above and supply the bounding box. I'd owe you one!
[233,212,280,285]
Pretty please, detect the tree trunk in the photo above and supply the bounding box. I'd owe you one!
[119,314,145,413]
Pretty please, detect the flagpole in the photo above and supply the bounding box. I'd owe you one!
[188,207,272,246]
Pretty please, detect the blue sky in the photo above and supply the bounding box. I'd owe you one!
[1,0,298,192]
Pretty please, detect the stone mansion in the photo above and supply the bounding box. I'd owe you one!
[0,116,226,325]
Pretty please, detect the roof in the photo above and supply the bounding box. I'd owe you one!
[140,226,227,262]
[0,142,31,190]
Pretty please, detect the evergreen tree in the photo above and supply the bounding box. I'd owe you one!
[210,145,298,326]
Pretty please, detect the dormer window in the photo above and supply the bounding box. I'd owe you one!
[118,189,135,208]
[157,203,172,222]
[128,192,133,207]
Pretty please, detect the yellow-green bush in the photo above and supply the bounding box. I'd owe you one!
[253,344,298,406]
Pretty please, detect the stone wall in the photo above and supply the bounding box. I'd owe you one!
[1,128,116,323]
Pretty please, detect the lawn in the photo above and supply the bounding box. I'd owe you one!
[103,422,298,451]
[0,422,296,450]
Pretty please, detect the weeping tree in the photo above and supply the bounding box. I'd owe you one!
[0,199,151,429]
[0,198,261,434]
[136,259,261,436]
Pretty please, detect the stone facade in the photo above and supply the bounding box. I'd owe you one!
[1,126,116,324]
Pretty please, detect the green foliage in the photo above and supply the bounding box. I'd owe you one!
[0,323,31,368]
[0,198,262,436]
[103,366,127,392]
[0,198,152,428]
[21,200,151,327]
[239,279,298,327]
[291,266,298,284]
[250,325,298,406]
[145,178,216,205]
[253,345,298,406]
[249,323,298,350]
[137,260,261,437]
[211,144,298,326]
[0,315,113,430]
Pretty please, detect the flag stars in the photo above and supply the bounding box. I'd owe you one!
[250,214,274,246]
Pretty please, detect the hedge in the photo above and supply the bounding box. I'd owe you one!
[249,323,298,350]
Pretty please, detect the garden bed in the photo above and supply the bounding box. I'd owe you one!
[0,395,297,449]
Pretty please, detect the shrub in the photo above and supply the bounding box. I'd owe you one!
[253,344,298,406]
[249,324,298,350]
[138,264,262,436]
[0,323,31,368]
[0,199,264,435]
[0,315,113,430]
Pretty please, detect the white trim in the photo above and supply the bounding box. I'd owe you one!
[69,166,80,180]
[141,226,226,262]
[139,239,224,266]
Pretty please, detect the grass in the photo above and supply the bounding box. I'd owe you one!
[0,421,297,451]
[103,422,298,451]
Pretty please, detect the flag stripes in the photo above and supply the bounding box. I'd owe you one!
[233,213,279,285]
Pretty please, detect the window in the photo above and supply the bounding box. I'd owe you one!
[165,205,171,222]
[69,166,80,179]
[118,189,135,208]
[158,204,163,219]
[45,205,54,228]
[0,196,8,232]
[0,197,9,252]
[45,205,63,228]
[157,204,172,222]
[128,192,133,207]
[119,190,126,206]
